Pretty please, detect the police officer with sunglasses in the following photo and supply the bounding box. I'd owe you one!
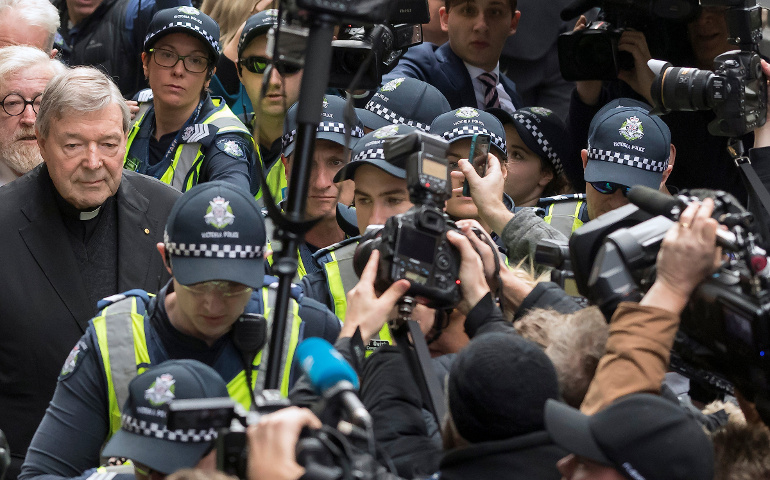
[579,100,675,223]
[236,10,304,205]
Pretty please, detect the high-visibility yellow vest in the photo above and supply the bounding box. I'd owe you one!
[124,98,258,192]
[92,287,301,438]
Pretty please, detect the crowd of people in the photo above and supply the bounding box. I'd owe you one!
[0,0,768,479]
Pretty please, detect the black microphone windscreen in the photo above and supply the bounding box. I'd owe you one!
[627,186,683,219]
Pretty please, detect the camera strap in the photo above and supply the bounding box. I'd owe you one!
[729,139,770,240]
[391,320,447,429]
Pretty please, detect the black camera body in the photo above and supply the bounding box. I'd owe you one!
[649,0,766,137]
[557,0,697,81]
[329,23,423,90]
[354,132,461,309]
[558,21,635,81]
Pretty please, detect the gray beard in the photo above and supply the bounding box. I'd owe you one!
[1,141,42,176]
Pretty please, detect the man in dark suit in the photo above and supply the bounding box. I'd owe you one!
[0,66,180,480]
[387,0,523,113]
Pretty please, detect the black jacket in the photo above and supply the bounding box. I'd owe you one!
[437,431,566,480]
[0,165,180,480]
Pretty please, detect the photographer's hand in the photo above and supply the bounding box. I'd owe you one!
[616,30,655,104]
[247,407,322,480]
[341,250,410,343]
[573,15,603,106]
[455,219,501,290]
[453,154,513,234]
[641,198,722,314]
[446,230,491,314]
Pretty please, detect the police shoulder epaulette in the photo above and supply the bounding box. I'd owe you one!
[96,289,152,311]
[311,236,362,263]
[262,275,302,300]
[538,193,586,205]
[134,88,154,103]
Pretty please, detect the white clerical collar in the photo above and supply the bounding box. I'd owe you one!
[79,207,100,221]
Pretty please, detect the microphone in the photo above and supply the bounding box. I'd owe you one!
[296,338,372,428]
[627,186,738,250]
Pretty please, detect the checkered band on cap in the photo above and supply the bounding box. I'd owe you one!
[513,113,564,176]
[146,21,220,51]
[364,101,430,131]
[121,414,217,443]
[587,147,668,172]
[281,122,365,150]
[353,147,386,162]
[165,241,266,259]
[440,125,506,157]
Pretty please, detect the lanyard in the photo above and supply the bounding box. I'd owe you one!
[130,98,206,178]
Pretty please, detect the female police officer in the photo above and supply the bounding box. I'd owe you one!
[124,6,256,193]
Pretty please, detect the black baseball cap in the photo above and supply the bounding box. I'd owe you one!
[355,77,451,131]
[585,102,671,190]
[238,9,279,59]
[163,181,266,289]
[545,393,714,480]
[430,107,507,159]
[281,95,364,157]
[334,124,420,182]
[101,360,230,474]
[487,106,570,176]
[144,6,220,63]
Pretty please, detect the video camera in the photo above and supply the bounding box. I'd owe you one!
[648,0,767,137]
[273,0,428,90]
[539,186,770,404]
[557,0,698,80]
[353,131,462,310]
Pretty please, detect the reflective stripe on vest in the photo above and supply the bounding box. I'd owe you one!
[124,100,253,192]
[93,296,150,437]
[543,200,585,236]
[95,289,301,439]
[322,244,392,349]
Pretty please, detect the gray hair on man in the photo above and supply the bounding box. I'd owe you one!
[36,66,131,139]
[0,46,66,87]
[0,0,60,52]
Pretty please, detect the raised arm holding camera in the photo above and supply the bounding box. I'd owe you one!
[580,198,722,415]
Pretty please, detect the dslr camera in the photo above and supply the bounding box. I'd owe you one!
[648,0,767,137]
[558,0,698,80]
[354,131,462,309]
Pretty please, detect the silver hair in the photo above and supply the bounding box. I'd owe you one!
[0,0,60,52]
[36,67,130,139]
[0,45,66,90]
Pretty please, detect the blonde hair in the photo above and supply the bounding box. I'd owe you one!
[200,0,258,46]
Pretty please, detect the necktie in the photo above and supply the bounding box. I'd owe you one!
[478,72,500,109]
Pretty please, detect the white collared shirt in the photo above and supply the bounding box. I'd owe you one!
[465,62,516,114]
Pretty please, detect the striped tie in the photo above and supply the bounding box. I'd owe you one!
[478,72,500,109]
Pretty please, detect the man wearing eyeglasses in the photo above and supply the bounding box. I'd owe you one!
[236,10,303,204]
[123,7,256,194]
[20,181,340,480]
[581,101,674,221]
[0,45,65,186]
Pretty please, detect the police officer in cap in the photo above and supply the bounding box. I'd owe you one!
[20,181,340,480]
[124,6,256,194]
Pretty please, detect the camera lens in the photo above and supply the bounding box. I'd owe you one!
[650,66,717,113]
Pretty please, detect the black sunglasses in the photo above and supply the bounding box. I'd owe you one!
[590,181,632,196]
[239,56,302,75]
